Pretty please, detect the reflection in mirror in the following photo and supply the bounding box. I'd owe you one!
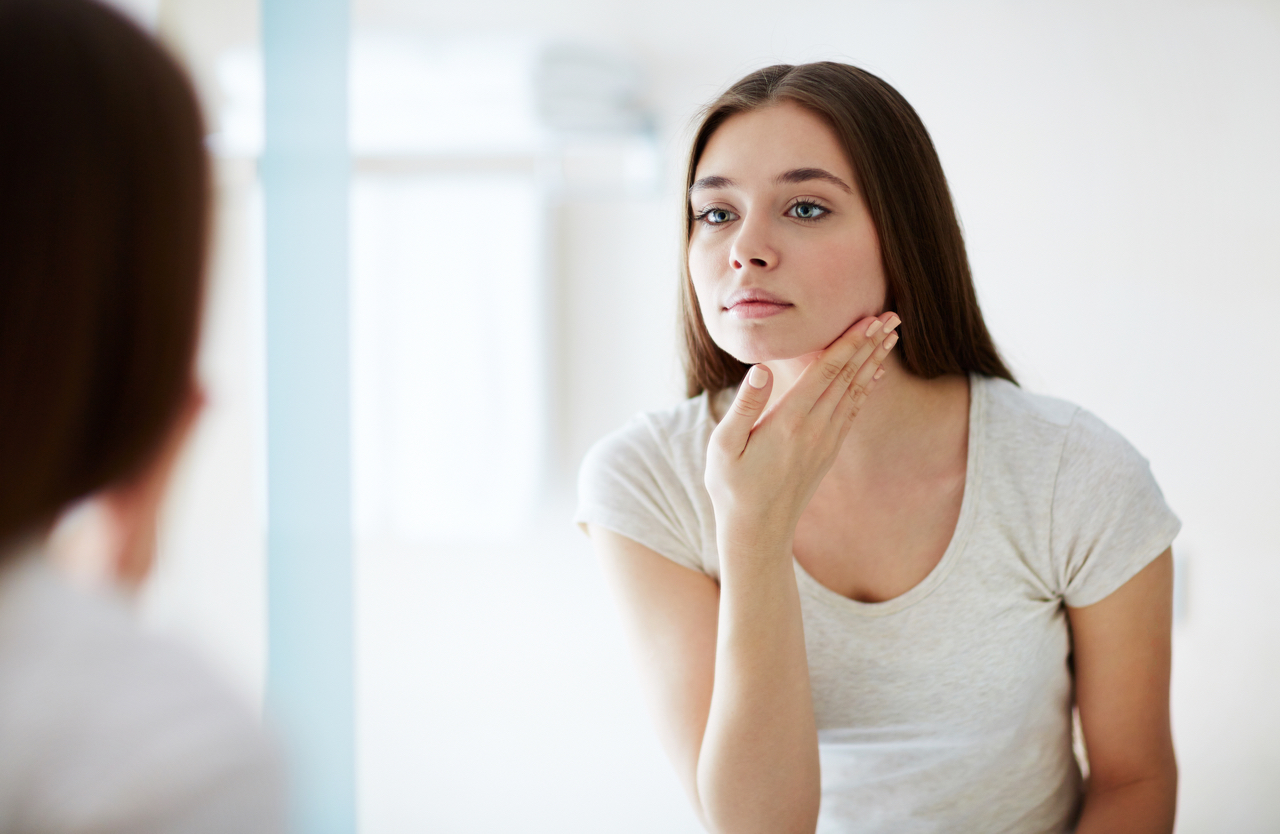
[581,63,1179,833]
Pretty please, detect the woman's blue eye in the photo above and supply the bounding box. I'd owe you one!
[790,202,828,220]
[704,208,734,224]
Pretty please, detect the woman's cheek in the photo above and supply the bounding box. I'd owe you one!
[802,311,861,354]
[807,249,886,342]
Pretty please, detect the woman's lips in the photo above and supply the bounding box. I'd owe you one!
[722,288,793,319]
[725,300,792,319]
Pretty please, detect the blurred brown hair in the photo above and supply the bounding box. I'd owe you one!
[0,0,209,548]
[680,62,1014,397]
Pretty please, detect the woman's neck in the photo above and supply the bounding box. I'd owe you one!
[762,353,970,479]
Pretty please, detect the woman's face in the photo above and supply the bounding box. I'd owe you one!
[688,101,886,364]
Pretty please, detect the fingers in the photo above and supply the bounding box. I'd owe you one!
[811,312,899,421]
[784,315,880,415]
[711,363,774,457]
[834,318,899,427]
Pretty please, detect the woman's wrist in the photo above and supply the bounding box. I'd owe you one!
[715,519,796,570]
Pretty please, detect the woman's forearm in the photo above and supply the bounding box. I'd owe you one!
[695,539,820,834]
[690,320,896,833]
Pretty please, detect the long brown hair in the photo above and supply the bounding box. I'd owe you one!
[0,0,209,548]
[680,62,1014,397]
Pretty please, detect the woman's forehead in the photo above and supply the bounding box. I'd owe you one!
[695,102,852,185]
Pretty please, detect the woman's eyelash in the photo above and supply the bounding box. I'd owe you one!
[786,199,831,221]
[692,200,831,225]
[693,207,736,225]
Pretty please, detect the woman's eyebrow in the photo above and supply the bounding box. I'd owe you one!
[689,175,735,195]
[689,169,853,196]
[776,167,853,194]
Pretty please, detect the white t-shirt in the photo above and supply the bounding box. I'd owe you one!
[575,374,1181,834]
[0,542,287,833]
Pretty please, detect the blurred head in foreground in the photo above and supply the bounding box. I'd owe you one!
[0,0,207,583]
[0,2,285,830]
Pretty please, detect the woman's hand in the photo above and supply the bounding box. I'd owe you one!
[705,313,899,556]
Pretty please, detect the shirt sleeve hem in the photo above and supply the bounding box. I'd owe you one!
[1063,515,1182,609]
[573,504,706,575]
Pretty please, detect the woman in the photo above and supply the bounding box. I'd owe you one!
[0,0,285,830]
[577,63,1179,833]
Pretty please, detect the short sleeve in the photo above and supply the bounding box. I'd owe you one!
[575,416,707,574]
[1051,409,1181,608]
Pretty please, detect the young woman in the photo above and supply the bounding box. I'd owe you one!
[0,1,284,829]
[577,63,1179,833]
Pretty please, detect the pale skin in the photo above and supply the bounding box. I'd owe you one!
[588,102,1175,833]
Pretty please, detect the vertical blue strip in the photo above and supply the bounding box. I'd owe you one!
[261,1,354,832]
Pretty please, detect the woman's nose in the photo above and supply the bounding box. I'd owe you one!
[729,220,777,270]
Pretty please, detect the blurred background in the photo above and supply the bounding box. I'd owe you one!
[105,0,1278,831]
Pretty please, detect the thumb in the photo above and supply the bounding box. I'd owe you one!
[715,364,773,453]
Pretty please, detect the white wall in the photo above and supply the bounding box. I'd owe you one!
[148,1,1280,831]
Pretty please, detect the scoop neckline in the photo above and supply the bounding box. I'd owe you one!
[791,373,986,618]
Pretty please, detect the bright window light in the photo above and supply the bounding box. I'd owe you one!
[351,172,544,544]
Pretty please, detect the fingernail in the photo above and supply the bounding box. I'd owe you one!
[883,332,899,350]
[865,319,884,337]
[747,364,768,389]
[874,368,885,380]
[885,316,901,332]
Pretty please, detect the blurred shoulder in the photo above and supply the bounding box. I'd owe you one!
[0,552,286,832]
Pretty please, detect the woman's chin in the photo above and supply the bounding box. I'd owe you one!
[720,337,831,366]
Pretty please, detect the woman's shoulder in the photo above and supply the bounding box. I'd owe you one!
[972,375,1179,605]
[579,391,721,483]
[975,374,1147,466]
[0,553,286,830]
[976,374,1079,432]
[575,393,722,574]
